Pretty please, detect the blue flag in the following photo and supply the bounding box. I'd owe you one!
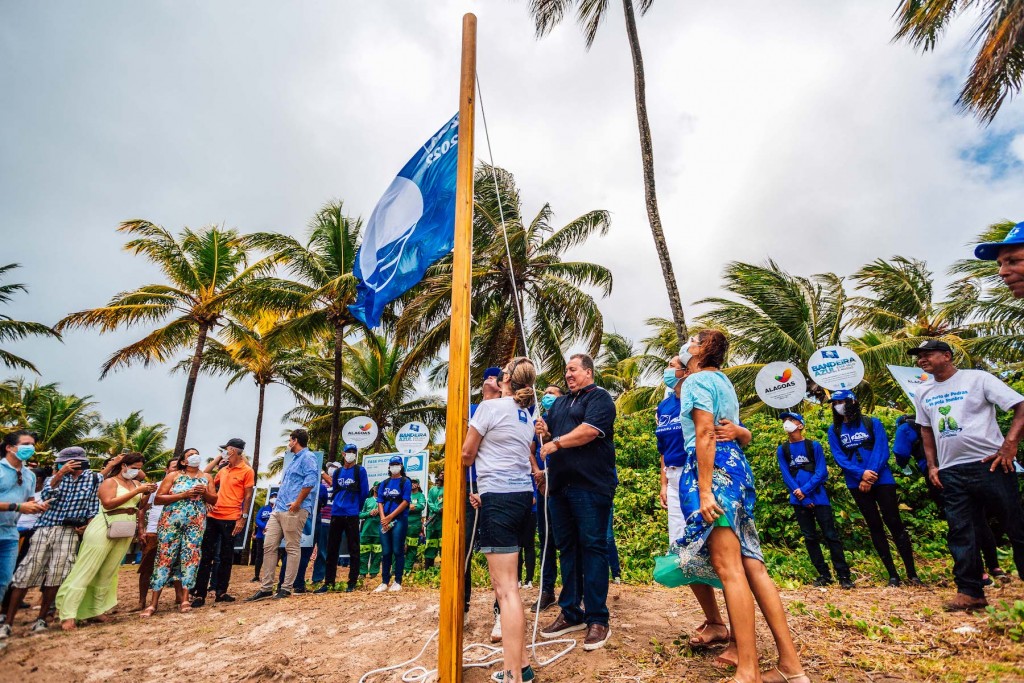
[349,113,460,328]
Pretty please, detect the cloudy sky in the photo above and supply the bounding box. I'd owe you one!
[2,0,1023,473]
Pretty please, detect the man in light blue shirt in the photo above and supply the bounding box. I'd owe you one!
[248,428,319,601]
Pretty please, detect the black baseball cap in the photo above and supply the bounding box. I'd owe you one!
[220,437,246,450]
[907,339,953,357]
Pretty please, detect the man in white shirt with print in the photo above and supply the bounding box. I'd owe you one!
[911,339,1024,611]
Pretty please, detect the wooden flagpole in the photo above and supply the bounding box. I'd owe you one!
[437,12,476,683]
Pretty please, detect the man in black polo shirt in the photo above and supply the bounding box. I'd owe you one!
[535,353,616,652]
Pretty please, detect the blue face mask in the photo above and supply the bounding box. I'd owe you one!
[663,369,680,389]
[15,445,35,462]
[541,394,556,410]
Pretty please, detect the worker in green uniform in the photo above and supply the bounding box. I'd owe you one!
[424,471,444,568]
[359,483,382,579]
[404,479,427,573]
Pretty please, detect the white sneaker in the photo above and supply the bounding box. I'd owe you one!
[373,583,389,593]
[490,613,502,643]
[524,581,533,589]
[388,582,402,592]
[0,623,11,639]
[30,619,48,633]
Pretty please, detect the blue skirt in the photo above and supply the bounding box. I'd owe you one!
[666,441,762,589]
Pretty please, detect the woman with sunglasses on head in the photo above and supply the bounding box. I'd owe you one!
[674,330,808,683]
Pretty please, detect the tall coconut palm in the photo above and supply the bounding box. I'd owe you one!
[524,0,687,339]
[244,202,363,462]
[56,222,276,458]
[893,0,1024,123]
[398,164,612,384]
[98,411,173,472]
[595,331,666,414]
[0,379,104,456]
[186,311,310,478]
[0,263,61,373]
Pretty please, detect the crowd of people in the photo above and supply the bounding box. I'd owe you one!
[1,229,1024,682]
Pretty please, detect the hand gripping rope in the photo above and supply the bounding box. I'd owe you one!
[358,73,575,683]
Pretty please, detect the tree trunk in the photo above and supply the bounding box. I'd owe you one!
[328,322,345,461]
[621,0,688,342]
[172,323,210,458]
[244,381,267,558]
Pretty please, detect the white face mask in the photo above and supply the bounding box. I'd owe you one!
[834,403,846,416]
[327,466,338,478]
[782,421,799,434]
[122,468,140,479]
[389,465,401,475]
[186,454,201,468]
[679,337,698,368]
[344,453,357,464]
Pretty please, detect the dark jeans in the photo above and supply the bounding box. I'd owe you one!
[312,516,331,583]
[195,517,237,598]
[325,515,361,587]
[536,496,557,594]
[793,504,850,580]
[939,461,1024,598]
[606,506,620,579]
[252,537,264,579]
[463,493,479,611]
[278,545,314,590]
[380,516,409,584]
[849,484,917,580]
[518,510,537,583]
[549,485,613,627]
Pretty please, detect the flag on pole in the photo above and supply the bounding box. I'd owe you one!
[349,113,460,328]
[886,364,933,403]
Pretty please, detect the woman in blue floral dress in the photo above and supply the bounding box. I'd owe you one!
[673,329,808,683]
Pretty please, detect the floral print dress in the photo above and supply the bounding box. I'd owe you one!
[150,473,207,591]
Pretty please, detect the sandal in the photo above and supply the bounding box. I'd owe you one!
[761,666,811,683]
[713,653,738,669]
[689,620,730,647]
[179,601,192,613]
[140,606,157,618]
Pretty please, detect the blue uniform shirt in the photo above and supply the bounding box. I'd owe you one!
[656,393,687,468]
[377,476,412,518]
[827,418,895,489]
[331,464,370,516]
[253,503,273,540]
[775,440,830,507]
[275,447,320,514]
[0,460,36,542]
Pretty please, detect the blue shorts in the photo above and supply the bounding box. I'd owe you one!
[476,491,533,554]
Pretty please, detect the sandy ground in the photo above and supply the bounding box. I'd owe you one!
[1,564,1023,682]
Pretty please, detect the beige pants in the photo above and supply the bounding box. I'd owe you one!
[259,509,309,593]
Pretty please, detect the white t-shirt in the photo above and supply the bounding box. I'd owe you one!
[914,368,1024,470]
[469,396,535,495]
[145,491,164,534]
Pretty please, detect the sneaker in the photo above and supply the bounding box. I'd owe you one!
[524,581,533,590]
[583,623,611,651]
[214,594,236,603]
[30,619,48,634]
[293,587,307,594]
[991,568,1010,582]
[345,583,357,593]
[490,612,503,643]
[250,577,259,582]
[532,592,557,611]
[944,592,988,612]
[612,576,621,585]
[540,612,587,638]
[812,576,834,587]
[388,583,402,593]
[245,590,274,602]
[906,576,924,587]
[982,573,994,587]
[190,596,206,608]
[273,589,291,599]
[887,577,902,588]
[373,583,389,593]
[491,665,536,681]
[839,577,855,590]
[313,584,332,594]
[0,623,11,639]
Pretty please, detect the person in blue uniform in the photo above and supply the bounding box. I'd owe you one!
[250,496,273,582]
[374,456,411,593]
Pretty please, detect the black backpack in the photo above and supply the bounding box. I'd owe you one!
[830,419,876,462]
[782,440,819,477]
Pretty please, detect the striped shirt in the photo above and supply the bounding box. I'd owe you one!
[38,470,104,527]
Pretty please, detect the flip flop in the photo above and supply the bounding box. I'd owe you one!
[689,620,730,647]
[761,666,811,683]
[140,606,157,618]
[179,602,192,613]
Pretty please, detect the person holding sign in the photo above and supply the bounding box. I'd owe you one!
[776,413,853,589]
[374,457,411,593]
[826,391,920,587]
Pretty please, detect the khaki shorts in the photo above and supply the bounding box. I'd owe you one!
[11,525,80,588]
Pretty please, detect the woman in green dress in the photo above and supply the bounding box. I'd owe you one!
[56,452,156,630]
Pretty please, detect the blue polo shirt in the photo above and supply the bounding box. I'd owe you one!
[776,440,830,507]
[655,394,687,468]
[377,476,412,518]
[253,503,272,540]
[0,460,36,542]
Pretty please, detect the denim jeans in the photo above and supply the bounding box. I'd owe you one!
[0,537,18,602]
[792,504,850,580]
[549,485,613,626]
[194,517,237,598]
[939,460,1024,598]
[312,516,331,583]
[380,516,409,584]
[606,505,621,579]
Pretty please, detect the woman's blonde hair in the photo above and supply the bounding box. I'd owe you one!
[505,356,537,408]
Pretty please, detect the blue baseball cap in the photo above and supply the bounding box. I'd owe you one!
[829,389,856,402]
[388,455,403,465]
[779,412,804,424]
[975,221,1024,260]
[483,366,502,380]
[343,443,358,453]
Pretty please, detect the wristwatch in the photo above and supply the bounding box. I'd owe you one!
[240,513,249,519]
[552,436,562,450]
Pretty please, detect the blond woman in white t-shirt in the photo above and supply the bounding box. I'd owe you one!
[463,357,538,683]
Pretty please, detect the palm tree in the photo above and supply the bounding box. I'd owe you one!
[893,1,1024,123]
[0,379,104,456]
[98,411,173,472]
[244,202,363,463]
[0,263,61,373]
[524,0,687,339]
[56,221,276,457]
[595,331,665,414]
[187,311,310,478]
[398,164,612,384]
[284,329,445,457]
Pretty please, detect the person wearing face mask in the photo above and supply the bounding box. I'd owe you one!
[142,448,217,617]
[776,412,852,589]
[374,456,412,592]
[0,431,48,639]
[55,452,157,630]
[359,484,383,579]
[4,446,122,638]
[530,385,562,611]
[423,471,444,569]
[827,390,920,588]
[319,444,369,593]
[135,457,183,611]
[404,479,427,574]
[251,495,275,582]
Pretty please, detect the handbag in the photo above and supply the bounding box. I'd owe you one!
[102,508,139,539]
